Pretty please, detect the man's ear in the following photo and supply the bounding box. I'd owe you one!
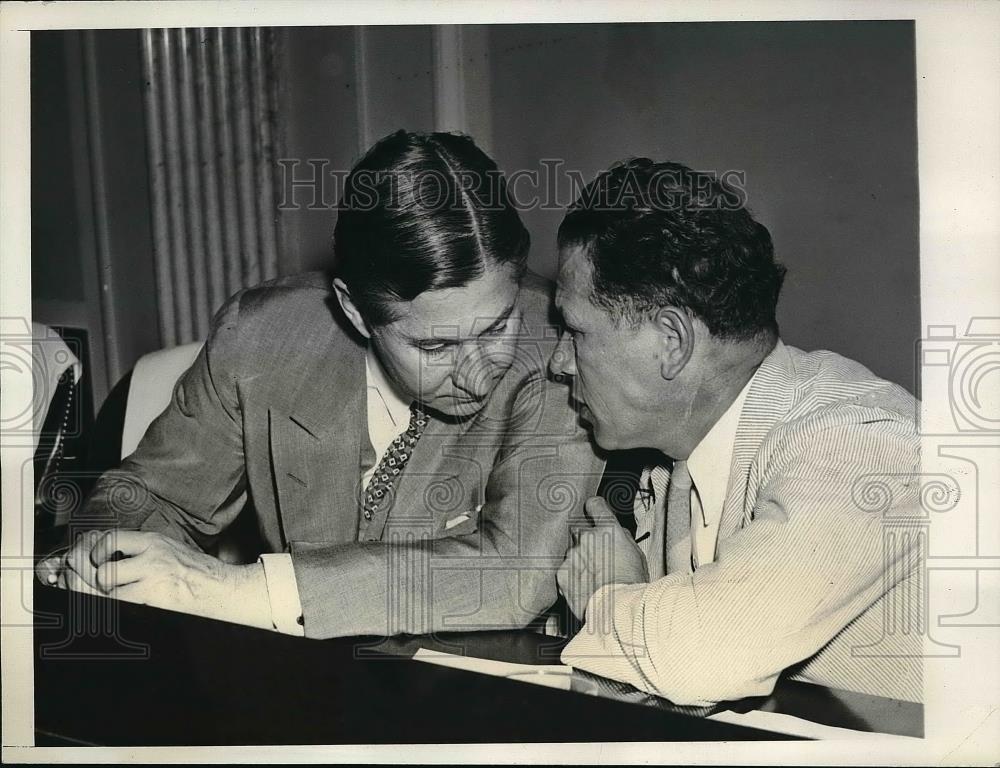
[332,278,371,339]
[653,307,694,380]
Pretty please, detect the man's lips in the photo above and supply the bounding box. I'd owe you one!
[568,389,589,415]
[451,393,486,405]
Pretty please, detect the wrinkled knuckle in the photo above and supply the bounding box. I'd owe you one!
[94,566,108,592]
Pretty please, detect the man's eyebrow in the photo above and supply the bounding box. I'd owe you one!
[412,303,516,344]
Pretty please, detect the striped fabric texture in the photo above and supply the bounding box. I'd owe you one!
[562,341,923,706]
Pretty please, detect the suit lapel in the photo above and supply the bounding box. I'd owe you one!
[718,340,796,539]
[366,407,475,540]
[269,327,367,547]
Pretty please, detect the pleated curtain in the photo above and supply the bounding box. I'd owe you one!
[140,28,280,347]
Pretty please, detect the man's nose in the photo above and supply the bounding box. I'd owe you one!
[456,343,506,398]
[549,332,577,379]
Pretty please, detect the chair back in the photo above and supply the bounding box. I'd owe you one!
[121,342,202,459]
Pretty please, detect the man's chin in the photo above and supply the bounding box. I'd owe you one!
[581,415,620,451]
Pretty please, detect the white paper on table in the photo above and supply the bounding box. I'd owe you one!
[708,708,921,741]
[412,648,575,691]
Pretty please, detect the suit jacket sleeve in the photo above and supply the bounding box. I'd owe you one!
[77,295,248,550]
[289,369,605,639]
[561,413,920,706]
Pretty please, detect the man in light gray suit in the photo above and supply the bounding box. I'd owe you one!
[552,158,921,705]
[40,131,604,638]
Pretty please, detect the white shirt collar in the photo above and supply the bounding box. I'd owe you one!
[365,345,412,431]
[686,370,757,529]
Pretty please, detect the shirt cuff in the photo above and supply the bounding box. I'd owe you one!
[259,553,305,636]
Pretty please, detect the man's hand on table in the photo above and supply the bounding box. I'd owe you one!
[36,530,273,630]
[557,496,648,620]
[36,529,107,594]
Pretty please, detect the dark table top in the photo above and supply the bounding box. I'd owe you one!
[32,583,919,746]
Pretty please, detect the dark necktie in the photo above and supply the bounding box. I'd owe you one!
[639,463,671,580]
[665,459,694,575]
[361,404,427,521]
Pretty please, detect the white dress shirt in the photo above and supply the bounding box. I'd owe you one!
[633,373,753,573]
[259,347,411,635]
[686,374,753,568]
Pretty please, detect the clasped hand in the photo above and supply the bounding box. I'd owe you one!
[557,496,649,620]
[35,530,266,627]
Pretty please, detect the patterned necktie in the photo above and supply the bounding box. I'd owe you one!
[361,404,428,521]
[665,459,695,575]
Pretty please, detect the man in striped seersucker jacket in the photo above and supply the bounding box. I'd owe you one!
[550,158,921,706]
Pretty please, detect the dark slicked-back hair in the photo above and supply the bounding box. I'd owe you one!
[334,130,530,326]
[557,158,786,341]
